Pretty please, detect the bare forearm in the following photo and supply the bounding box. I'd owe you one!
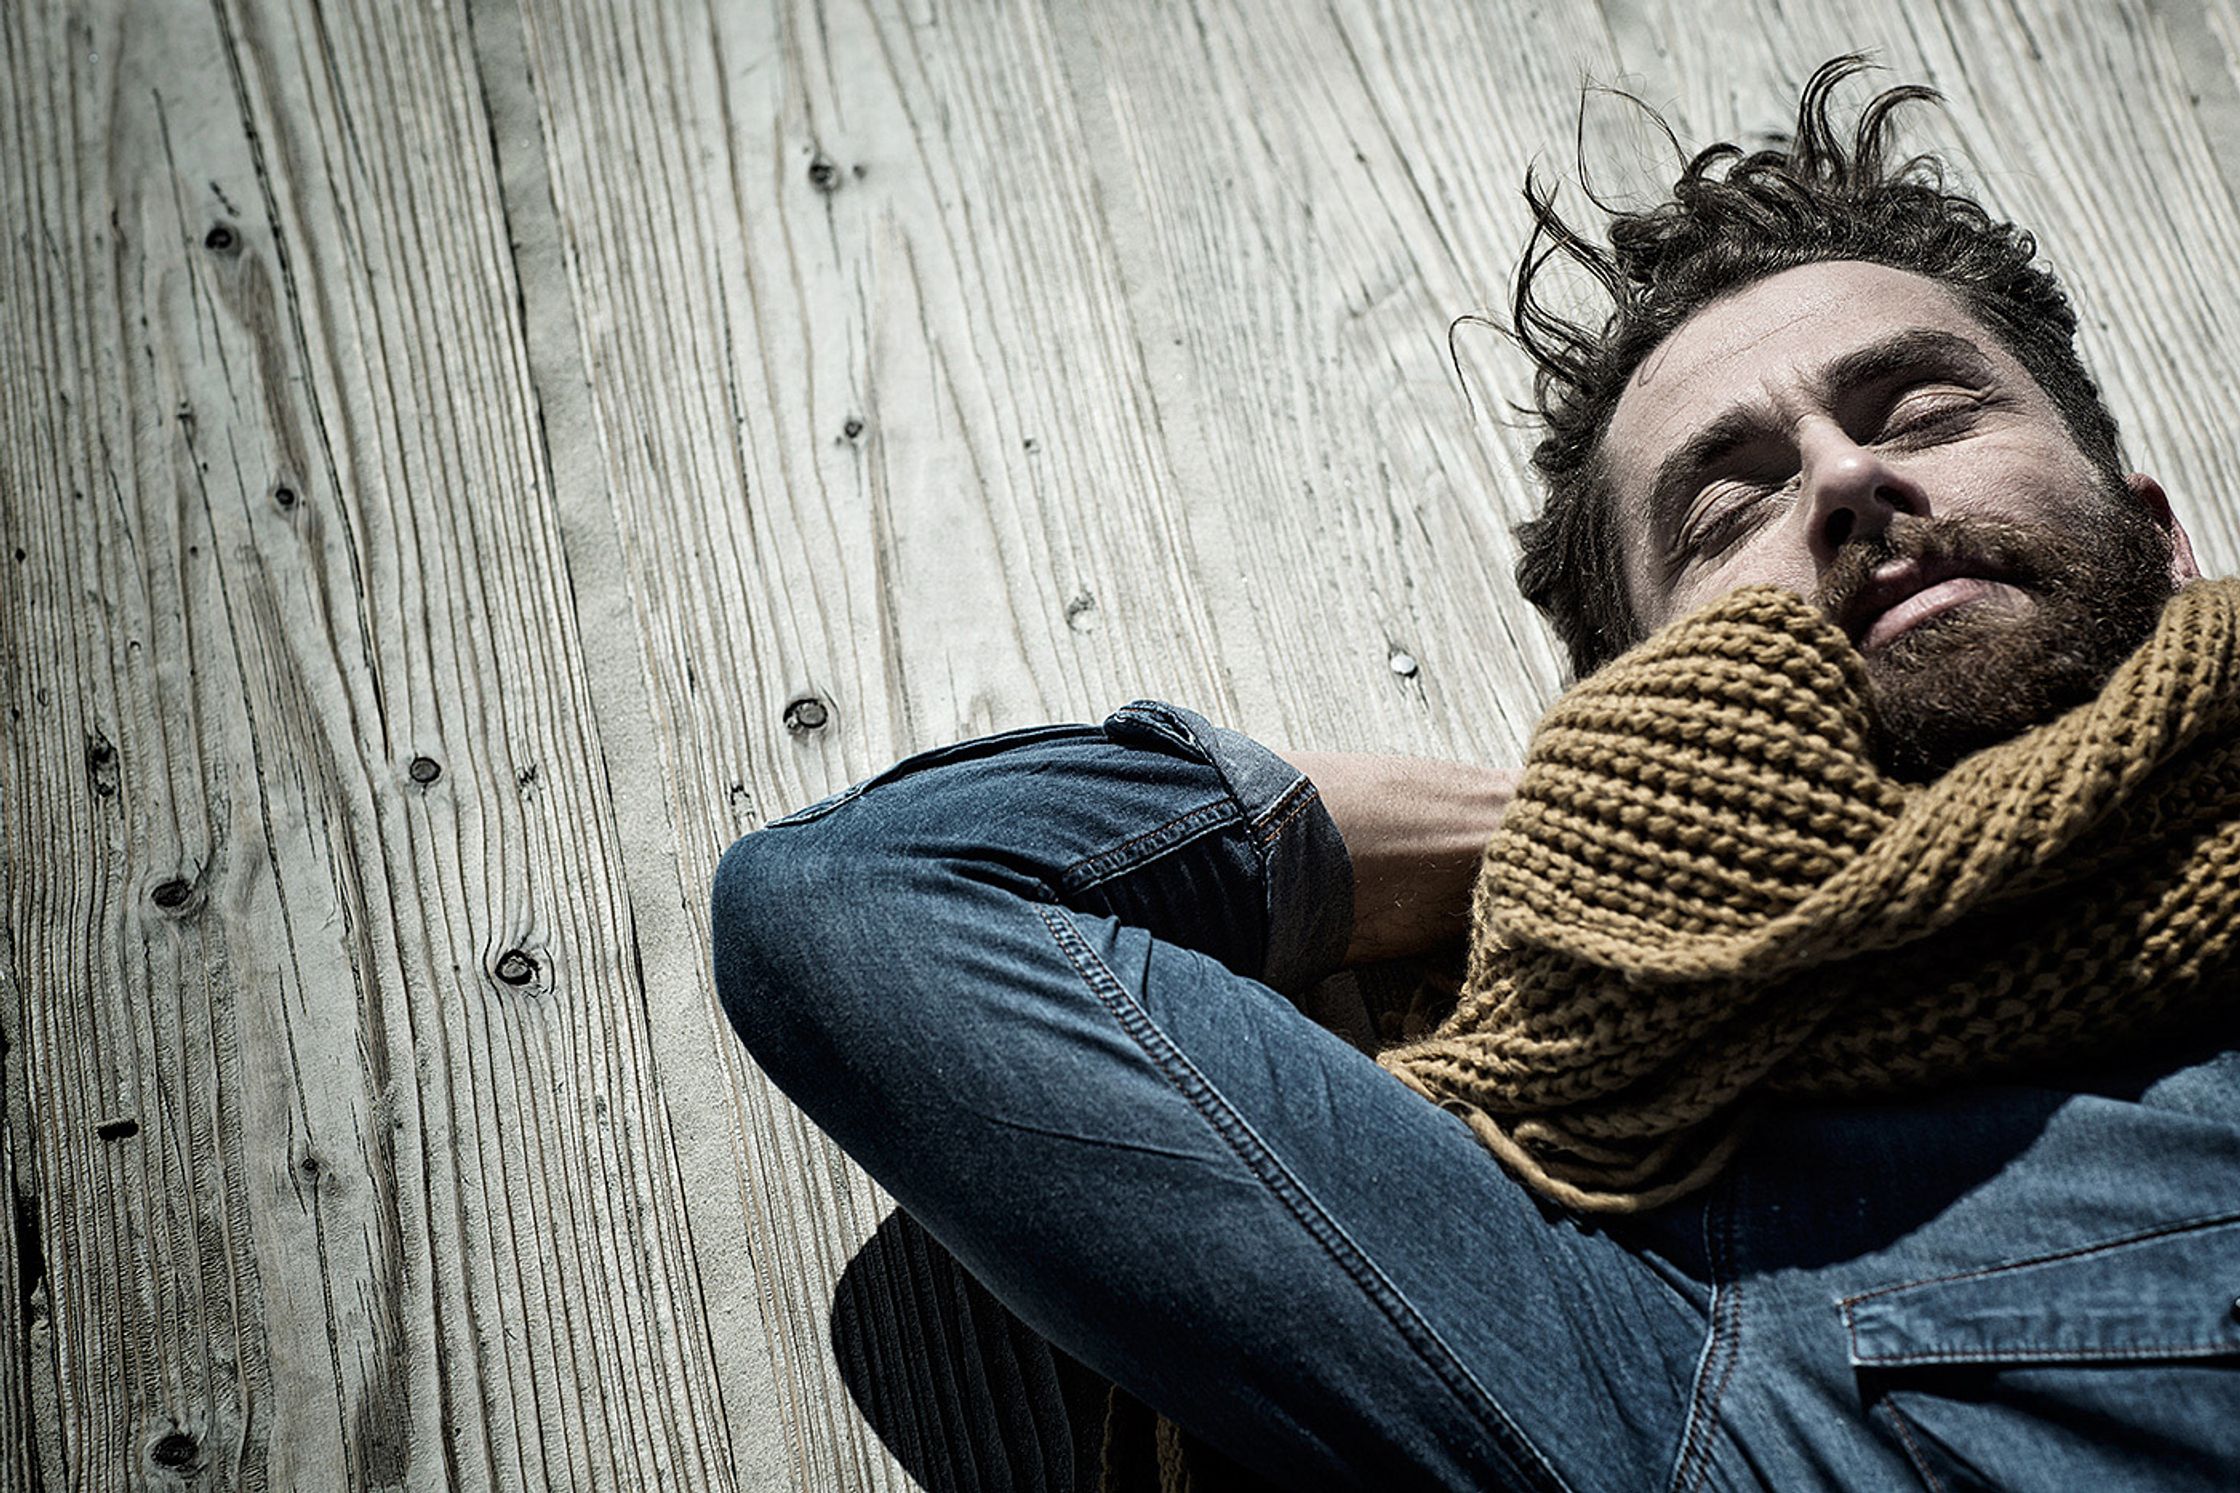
[1275,749,1520,967]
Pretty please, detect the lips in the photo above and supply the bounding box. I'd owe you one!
[1840,555,2020,652]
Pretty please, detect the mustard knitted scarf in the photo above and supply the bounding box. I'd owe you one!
[1102,575,2240,1492]
[1376,575,2240,1214]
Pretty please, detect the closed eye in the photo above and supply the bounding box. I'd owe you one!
[1878,387,1985,441]
[1674,391,1976,559]
[1678,480,1786,558]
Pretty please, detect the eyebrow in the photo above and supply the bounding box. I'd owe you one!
[1644,328,2002,525]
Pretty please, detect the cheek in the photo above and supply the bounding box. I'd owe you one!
[1920,436,2099,520]
[1662,532,1820,623]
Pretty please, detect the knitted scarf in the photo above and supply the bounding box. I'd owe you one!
[1100,574,2240,1493]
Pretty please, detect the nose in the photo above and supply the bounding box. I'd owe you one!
[1797,418,1929,566]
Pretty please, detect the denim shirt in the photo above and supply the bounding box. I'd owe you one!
[714,697,2240,1491]
[1633,1050,2240,1491]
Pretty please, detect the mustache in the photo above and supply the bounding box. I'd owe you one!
[1813,513,2052,626]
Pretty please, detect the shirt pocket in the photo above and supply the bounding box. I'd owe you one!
[760,721,1095,828]
[1839,1214,2240,1492]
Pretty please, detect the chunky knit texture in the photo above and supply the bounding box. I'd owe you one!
[1105,575,2240,1492]
[1376,576,2240,1212]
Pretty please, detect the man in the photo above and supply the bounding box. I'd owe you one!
[710,57,2238,1491]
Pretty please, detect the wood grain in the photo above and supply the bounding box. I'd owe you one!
[3,0,746,1484]
[6,1,2240,1489]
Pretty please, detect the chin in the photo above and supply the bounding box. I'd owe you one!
[1862,585,2173,781]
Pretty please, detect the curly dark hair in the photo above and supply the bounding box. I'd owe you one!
[1510,54,2127,679]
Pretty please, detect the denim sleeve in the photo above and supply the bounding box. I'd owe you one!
[744,696,1357,998]
[710,696,1648,1490]
[1099,700,1356,996]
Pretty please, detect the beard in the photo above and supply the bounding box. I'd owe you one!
[1812,480,2180,783]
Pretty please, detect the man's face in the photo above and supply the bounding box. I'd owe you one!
[1602,260,2199,779]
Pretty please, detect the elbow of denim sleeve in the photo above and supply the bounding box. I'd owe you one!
[709,830,783,1061]
[709,827,853,1091]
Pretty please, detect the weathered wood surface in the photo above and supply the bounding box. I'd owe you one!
[5,1,2237,1488]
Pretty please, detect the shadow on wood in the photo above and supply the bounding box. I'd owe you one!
[832,1207,1115,1493]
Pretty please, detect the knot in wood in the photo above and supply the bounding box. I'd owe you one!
[203,223,238,255]
[95,1116,139,1141]
[1064,590,1100,633]
[85,732,119,797]
[272,484,298,511]
[407,755,442,785]
[783,696,829,732]
[495,949,537,986]
[149,1430,199,1469]
[841,416,864,441]
[808,152,841,192]
[151,878,193,911]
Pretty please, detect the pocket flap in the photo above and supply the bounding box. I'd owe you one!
[1841,1214,2240,1368]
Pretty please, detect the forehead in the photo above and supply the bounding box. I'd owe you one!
[1602,260,2024,512]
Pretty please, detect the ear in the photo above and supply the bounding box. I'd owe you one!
[2127,472,2202,584]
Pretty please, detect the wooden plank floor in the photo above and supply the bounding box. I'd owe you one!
[6,1,2239,1487]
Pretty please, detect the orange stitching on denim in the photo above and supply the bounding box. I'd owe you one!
[1836,1211,2240,1309]
[1252,779,1321,849]
[1056,798,1234,889]
[1883,1403,1950,1493]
